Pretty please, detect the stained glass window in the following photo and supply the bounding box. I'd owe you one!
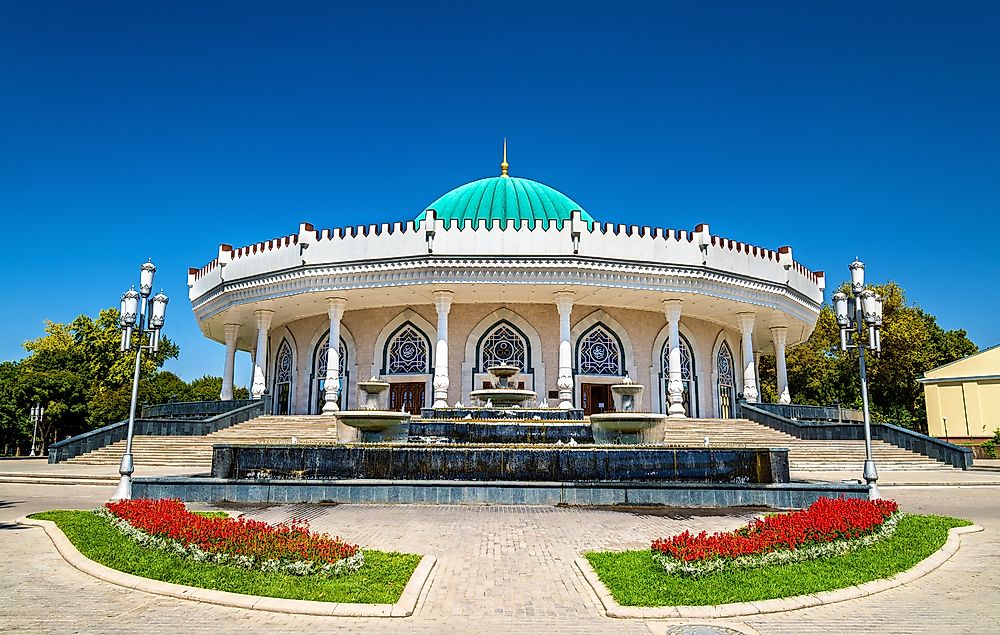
[480,324,527,370]
[578,326,622,375]
[387,325,429,374]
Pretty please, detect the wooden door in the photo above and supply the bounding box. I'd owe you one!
[389,382,425,415]
[581,383,612,416]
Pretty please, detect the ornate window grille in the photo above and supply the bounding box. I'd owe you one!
[387,326,429,374]
[274,340,293,415]
[317,337,347,378]
[276,340,293,382]
[480,324,527,370]
[661,335,697,416]
[578,327,623,376]
[717,341,736,419]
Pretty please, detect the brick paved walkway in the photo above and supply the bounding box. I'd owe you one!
[0,483,996,633]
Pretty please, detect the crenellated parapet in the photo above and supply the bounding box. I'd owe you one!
[188,213,825,330]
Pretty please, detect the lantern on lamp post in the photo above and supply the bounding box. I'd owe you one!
[112,260,169,501]
[833,258,885,500]
[29,403,44,457]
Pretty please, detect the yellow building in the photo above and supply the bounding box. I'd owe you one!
[919,345,1000,442]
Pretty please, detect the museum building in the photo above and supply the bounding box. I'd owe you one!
[187,153,826,419]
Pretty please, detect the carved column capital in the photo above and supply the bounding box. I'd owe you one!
[662,299,682,323]
[223,323,241,345]
[326,297,347,321]
[433,289,454,314]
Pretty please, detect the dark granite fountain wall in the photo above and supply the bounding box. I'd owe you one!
[409,421,595,444]
[211,445,790,484]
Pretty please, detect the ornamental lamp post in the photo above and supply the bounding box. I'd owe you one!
[28,403,44,457]
[833,258,885,500]
[111,260,168,501]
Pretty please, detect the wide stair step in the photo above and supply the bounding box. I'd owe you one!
[65,416,955,472]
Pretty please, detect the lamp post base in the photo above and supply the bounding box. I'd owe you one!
[863,459,880,500]
[111,474,132,501]
[867,482,882,501]
[112,453,134,501]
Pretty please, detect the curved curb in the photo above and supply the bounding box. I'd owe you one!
[576,524,984,619]
[18,516,435,617]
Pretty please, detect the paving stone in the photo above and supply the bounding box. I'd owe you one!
[0,482,997,633]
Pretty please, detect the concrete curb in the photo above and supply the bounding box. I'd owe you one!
[18,516,436,617]
[576,523,984,619]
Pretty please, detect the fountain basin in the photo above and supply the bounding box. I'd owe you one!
[335,411,412,442]
[590,412,665,444]
[469,364,538,407]
[468,388,538,407]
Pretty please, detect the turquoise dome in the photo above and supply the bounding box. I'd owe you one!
[416,176,595,229]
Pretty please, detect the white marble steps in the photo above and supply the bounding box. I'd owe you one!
[660,419,954,471]
[67,416,336,467]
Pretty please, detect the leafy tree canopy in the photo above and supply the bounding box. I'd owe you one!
[758,282,977,432]
[1,308,243,455]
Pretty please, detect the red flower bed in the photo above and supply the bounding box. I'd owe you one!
[652,498,898,563]
[106,499,358,564]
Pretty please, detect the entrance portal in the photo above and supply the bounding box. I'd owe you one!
[581,383,613,416]
[389,382,425,415]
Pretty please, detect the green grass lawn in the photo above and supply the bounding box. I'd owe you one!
[585,514,970,607]
[30,510,422,604]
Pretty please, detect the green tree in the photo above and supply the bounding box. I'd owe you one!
[0,362,28,454]
[1,307,255,454]
[758,282,977,432]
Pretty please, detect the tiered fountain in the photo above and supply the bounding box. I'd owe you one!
[469,365,537,407]
[333,378,412,442]
[590,378,666,444]
[199,372,797,506]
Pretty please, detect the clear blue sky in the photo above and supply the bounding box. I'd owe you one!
[1,1,998,389]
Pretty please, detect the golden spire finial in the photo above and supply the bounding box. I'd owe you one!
[500,138,509,177]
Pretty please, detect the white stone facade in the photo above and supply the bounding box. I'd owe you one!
[188,214,825,417]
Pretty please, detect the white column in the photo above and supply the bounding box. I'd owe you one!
[771,326,791,404]
[251,310,274,399]
[323,297,347,414]
[432,290,454,408]
[220,323,240,401]
[663,299,686,418]
[554,291,575,409]
[738,312,758,403]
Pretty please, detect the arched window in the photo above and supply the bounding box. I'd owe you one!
[385,324,430,374]
[717,341,736,419]
[577,325,623,376]
[273,340,293,415]
[314,336,348,413]
[479,323,527,371]
[661,335,697,416]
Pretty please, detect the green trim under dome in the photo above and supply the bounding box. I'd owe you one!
[416,176,595,229]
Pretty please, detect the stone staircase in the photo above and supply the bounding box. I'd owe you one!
[662,418,955,472]
[66,416,337,469]
[65,415,955,472]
